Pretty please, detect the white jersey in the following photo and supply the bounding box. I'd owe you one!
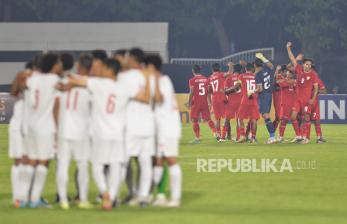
[26,73,60,136]
[58,75,90,140]
[155,75,181,139]
[9,97,24,131]
[87,77,136,140]
[120,69,155,137]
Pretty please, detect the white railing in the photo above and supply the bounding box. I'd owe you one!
[170,47,274,65]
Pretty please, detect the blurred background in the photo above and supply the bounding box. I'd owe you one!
[0,0,347,92]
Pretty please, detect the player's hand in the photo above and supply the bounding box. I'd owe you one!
[308,99,314,105]
[227,62,234,68]
[247,89,255,98]
[255,52,264,59]
[276,65,282,71]
[286,42,292,48]
[55,82,72,91]
[296,53,304,61]
[239,60,247,66]
[185,102,191,109]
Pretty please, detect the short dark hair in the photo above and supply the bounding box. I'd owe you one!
[193,64,200,73]
[25,61,33,70]
[233,64,243,74]
[60,53,74,71]
[112,49,128,57]
[41,53,59,73]
[91,49,107,62]
[245,63,254,72]
[104,58,121,76]
[254,58,263,67]
[303,58,314,64]
[212,63,220,72]
[32,54,43,69]
[78,54,93,72]
[144,55,162,71]
[129,48,145,63]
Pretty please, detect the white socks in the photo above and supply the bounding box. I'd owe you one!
[169,164,182,201]
[92,163,107,194]
[108,162,122,201]
[18,164,34,202]
[11,165,20,202]
[56,158,70,203]
[77,161,89,203]
[153,166,163,186]
[30,165,48,202]
[138,156,153,200]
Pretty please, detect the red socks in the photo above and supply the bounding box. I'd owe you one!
[193,121,200,138]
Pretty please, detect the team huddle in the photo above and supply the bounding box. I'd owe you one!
[187,42,326,144]
[8,48,182,210]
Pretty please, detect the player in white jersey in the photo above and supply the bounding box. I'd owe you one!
[16,53,62,208]
[144,56,182,208]
[55,54,93,210]
[120,48,156,207]
[8,62,33,207]
[57,58,152,211]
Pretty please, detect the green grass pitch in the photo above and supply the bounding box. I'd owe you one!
[1,123,347,224]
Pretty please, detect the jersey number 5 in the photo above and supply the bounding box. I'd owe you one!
[198,83,206,95]
[106,94,116,113]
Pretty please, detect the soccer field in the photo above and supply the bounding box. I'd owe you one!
[1,123,347,224]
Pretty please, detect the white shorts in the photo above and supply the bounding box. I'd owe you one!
[8,129,24,159]
[126,136,155,158]
[91,138,125,164]
[57,138,90,162]
[26,134,55,160]
[156,137,180,158]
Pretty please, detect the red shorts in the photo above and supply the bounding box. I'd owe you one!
[280,104,292,119]
[237,104,260,120]
[292,100,312,115]
[311,101,320,120]
[225,102,240,119]
[190,104,211,121]
[212,98,226,119]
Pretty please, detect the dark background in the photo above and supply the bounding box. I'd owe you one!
[1,0,347,93]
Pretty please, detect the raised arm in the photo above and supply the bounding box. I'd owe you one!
[255,52,274,69]
[286,42,298,67]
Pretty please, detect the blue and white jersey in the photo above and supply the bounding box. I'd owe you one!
[255,66,274,97]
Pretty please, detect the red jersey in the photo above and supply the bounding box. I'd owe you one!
[279,79,296,106]
[313,77,326,104]
[295,64,318,103]
[208,72,225,99]
[189,74,209,106]
[238,73,257,106]
[224,73,242,104]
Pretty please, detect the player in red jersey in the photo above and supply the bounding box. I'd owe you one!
[286,42,319,144]
[223,63,243,141]
[208,63,226,138]
[307,75,327,143]
[226,63,259,143]
[187,65,217,143]
[272,65,285,131]
[277,70,297,142]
